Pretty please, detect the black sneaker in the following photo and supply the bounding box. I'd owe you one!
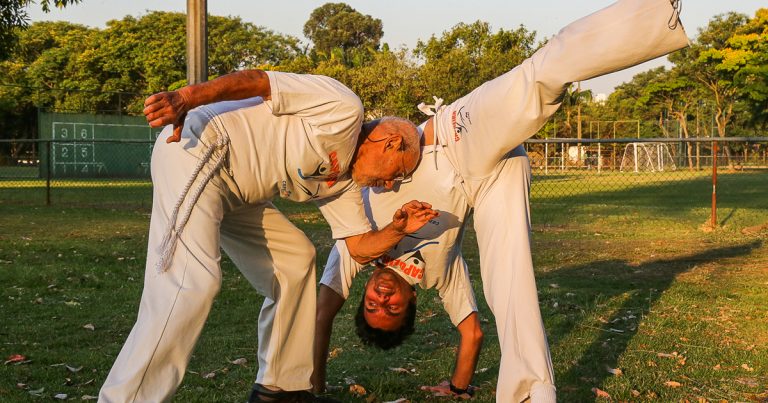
[248,384,341,403]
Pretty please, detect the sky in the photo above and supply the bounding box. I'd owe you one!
[27,0,766,95]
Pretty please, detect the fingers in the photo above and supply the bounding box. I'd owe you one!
[143,92,185,128]
[402,200,433,210]
[166,124,183,144]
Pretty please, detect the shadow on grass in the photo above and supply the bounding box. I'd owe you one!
[538,240,763,400]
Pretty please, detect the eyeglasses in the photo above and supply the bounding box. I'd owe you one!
[393,150,413,184]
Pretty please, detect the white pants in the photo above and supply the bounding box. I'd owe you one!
[433,0,689,401]
[99,129,317,402]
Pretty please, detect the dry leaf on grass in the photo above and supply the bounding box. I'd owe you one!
[349,384,367,397]
[606,366,623,376]
[592,387,611,399]
[83,324,95,331]
[383,399,408,403]
[735,378,759,387]
[664,380,682,388]
[4,354,26,365]
[328,347,342,359]
[54,393,67,400]
[81,395,98,400]
[741,363,754,372]
[29,387,45,396]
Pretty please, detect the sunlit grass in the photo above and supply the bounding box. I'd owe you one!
[0,171,766,401]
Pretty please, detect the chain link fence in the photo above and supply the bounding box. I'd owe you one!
[0,138,768,229]
[2,138,766,219]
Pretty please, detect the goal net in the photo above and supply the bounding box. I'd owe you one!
[619,142,676,172]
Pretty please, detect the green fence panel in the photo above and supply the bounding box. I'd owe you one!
[39,112,162,178]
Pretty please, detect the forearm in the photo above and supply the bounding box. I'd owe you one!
[178,69,271,108]
[312,285,346,393]
[344,222,406,265]
[452,313,483,389]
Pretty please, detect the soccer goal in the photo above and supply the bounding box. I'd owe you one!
[619,142,677,172]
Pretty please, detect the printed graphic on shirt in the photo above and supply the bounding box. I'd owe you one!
[377,241,438,281]
[297,150,341,187]
[280,180,292,198]
[295,181,321,199]
[451,106,472,142]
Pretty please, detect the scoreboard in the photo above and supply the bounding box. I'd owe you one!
[39,112,164,178]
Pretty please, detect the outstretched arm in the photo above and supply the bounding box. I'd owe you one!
[143,69,272,143]
[421,312,484,399]
[345,200,438,264]
[312,285,346,394]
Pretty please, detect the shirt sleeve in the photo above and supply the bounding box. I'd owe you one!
[314,184,372,239]
[438,255,478,326]
[319,240,366,300]
[266,71,363,154]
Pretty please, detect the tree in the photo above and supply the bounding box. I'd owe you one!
[727,8,768,127]
[604,67,670,137]
[0,0,82,60]
[346,48,423,120]
[414,21,537,105]
[638,69,699,169]
[674,12,750,166]
[303,3,382,60]
[558,84,592,138]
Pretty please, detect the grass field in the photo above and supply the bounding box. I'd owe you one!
[1,171,766,402]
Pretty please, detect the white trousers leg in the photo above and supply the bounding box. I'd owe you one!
[472,149,554,403]
[100,130,230,403]
[439,0,689,178]
[220,203,317,391]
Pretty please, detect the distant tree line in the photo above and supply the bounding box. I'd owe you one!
[1,2,766,161]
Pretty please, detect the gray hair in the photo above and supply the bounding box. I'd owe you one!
[362,116,419,153]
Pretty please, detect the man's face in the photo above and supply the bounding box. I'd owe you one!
[352,142,419,190]
[362,267,416,331]
[351,120,421,190]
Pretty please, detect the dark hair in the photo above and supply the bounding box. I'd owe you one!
[354,291,417,350]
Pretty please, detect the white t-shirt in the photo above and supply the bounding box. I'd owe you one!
[320,146,477,326]
[184,71,371,239]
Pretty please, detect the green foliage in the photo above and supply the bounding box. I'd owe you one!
[414,21,537,104]
[728,8,768,125]
[303,3,383,59]
[0,0,83,60]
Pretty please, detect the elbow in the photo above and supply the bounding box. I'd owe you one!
[344,237,375,265]
[349,252,373,265]
[472,326,485,345]
[466,319,484,345]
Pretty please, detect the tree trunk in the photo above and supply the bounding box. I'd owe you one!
[715,107,734,169]
[678,114,694,171]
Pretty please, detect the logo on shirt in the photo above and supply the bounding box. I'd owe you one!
[377,241,438,281]
[451,106,471,142]
[297,151,341,187]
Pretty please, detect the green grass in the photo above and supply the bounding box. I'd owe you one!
[1,172,766,402]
